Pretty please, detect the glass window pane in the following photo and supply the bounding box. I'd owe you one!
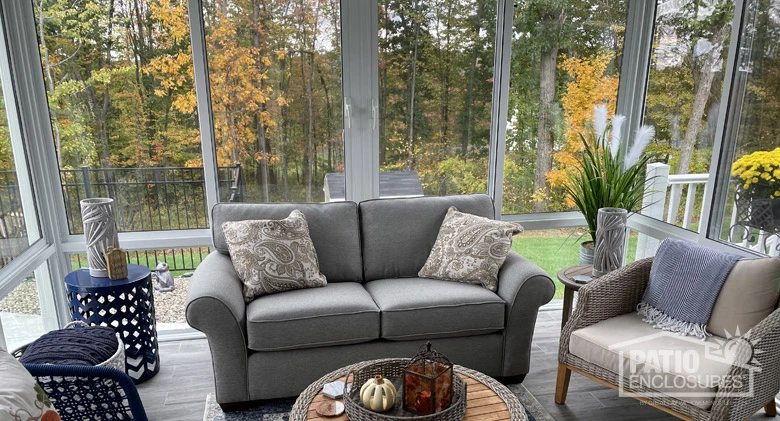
[378,0,495,197]
[513,228,584,299]
[502,0,627,214]
[0,262,53,351]
[202,0,344,203]
[0,53,40,268]
[34,0,204,233]
[640,0,734,231]
[712,0,779,255]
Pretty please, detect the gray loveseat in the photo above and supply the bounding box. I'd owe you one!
[186,194,555,407]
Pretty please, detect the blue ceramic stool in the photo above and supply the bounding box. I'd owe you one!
[64,264,159,383]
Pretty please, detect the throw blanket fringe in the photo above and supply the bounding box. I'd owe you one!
[637,302,710,339]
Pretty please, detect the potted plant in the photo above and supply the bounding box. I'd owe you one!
[564,105,654,264]
[731,148,780,232]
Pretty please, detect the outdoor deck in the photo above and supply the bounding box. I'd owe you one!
[137,301,778,421]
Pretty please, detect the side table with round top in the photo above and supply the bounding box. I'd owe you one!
[556,265,594,330]
[290,358,528,421]
[64,264,160,384]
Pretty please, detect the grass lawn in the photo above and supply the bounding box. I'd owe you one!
[513,229,638,299]
[71,250,207,277]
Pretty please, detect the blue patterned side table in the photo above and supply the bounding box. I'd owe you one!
[64,264,160,383]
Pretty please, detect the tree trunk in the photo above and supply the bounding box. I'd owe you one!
[406,0,421,170]
[439,2,454,143]
[38,0,63,166]
[533,45,558,212]
[95,0,116,167]
[279,56,290,201]
[318,63,334,172]
[461,0,484,153]
[253,0,269,202]
[306,51,315,201]
[379,0,389,164]
[669,23,730,218]
[676,26,729,175]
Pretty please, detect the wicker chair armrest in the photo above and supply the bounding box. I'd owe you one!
[24,364,148,421]
[710,306,780,420]
[559,257,653,362]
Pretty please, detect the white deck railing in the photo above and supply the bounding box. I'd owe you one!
[635,163,779,258]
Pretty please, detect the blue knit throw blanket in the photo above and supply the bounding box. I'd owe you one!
[637,239,741,339]
[19,325,118,366]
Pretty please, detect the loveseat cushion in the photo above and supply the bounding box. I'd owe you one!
[569,313,739,410]
[246,283,380,351]
[212,202,362,282]
[364,277,505,341]
[359,194,495,281]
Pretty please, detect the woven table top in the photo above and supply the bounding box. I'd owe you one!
[290,358,528,421]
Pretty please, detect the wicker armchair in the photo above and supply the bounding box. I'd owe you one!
[555,258,780,421]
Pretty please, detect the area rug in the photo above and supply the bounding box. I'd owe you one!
[203,383,554,421]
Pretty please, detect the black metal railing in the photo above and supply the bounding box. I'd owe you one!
[71,247,210,274]
[0,164,242,270]
[0,171,28,268]
[60,164,242,234]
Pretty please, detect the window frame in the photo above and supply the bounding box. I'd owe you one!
[0,0,768,344]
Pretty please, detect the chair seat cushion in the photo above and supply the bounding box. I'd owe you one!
[364,278,505,341]
[569,313,741,410]
[246,283,380,351]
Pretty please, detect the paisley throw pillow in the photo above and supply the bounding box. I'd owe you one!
[0,350,61,421]
[419,206,523,291]
[222,209,327,302]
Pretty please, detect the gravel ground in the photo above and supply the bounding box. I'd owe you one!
[0,280,40,315]
[153,277,189,323]
[0,277,189,324]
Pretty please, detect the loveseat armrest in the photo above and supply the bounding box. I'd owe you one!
[186,251,249,404]
[559,257,652,362]
[710,306,780,420]
[497,251,555,376]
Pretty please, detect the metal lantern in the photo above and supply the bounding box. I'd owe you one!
[403,342,454,415]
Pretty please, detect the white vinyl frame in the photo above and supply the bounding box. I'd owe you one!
[622,0,763,257]
[0,0,71,334]
[0,0,767,345]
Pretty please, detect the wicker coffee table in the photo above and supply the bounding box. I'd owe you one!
[290,358,527,421]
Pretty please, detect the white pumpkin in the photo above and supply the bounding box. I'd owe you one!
[359,375,397,412]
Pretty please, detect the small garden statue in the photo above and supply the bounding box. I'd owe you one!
[153,261,175,292]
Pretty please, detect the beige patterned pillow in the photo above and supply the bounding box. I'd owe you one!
[419,206,523,291]
[222,210,327,302]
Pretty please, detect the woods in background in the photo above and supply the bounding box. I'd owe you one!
[26,0,780,215]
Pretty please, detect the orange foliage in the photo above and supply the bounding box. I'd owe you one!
[548,51,619,195]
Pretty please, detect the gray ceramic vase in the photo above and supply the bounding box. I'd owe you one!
[592,207,628,277]
[80,198,119,277]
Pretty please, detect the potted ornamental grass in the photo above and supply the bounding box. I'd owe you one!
[565,105,654,264]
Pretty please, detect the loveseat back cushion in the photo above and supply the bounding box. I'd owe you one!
[359,194,495,281]
[364,277,505,341]
[212,202,363,282]
[707,257,780,337]
[246,282,380,351]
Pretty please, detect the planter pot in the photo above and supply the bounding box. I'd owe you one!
[748,198,780,232]
[593,207,628,277]
[80,198,120,277]
[579,241,595,265]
